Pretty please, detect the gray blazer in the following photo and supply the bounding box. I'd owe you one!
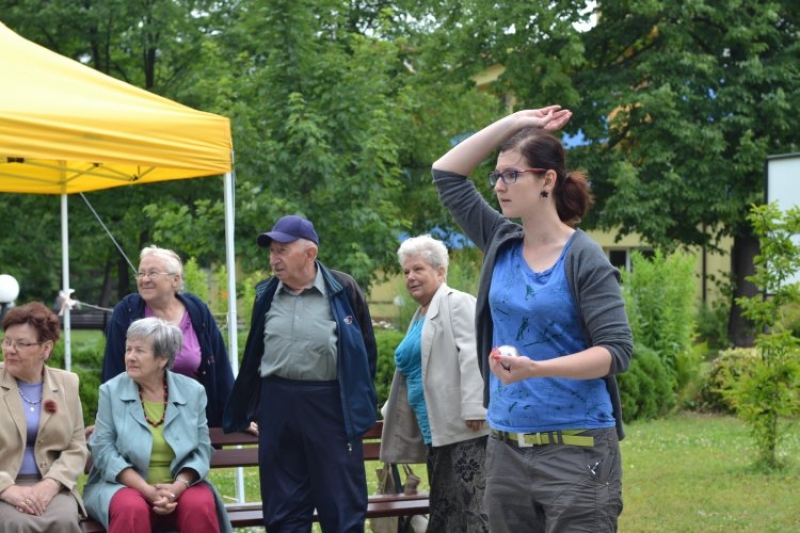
[380,283,488,463]
[83,371,231,532]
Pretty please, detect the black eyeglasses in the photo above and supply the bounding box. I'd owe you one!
[488,168,548,187]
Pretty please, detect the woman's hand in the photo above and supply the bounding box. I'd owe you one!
[465,420,486,431]
[432,105,573,175]
[151,482,181,515]
[511,106,573,132]
[26,478,61,514]
[489,347,538,385]
[0,484,43,516]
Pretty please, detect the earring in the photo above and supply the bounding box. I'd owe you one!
[540,190,549,198]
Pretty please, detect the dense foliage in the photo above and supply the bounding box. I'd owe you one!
[619,249,698,419]
[618,344,674,422]
[374,328,405,410]
[1,0,798,352]
[726,203,800,469]
[49,337,103,426]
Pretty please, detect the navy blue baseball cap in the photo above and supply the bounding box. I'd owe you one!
[257,215,319,247]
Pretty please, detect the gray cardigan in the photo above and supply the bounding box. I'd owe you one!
[433,168,633,439]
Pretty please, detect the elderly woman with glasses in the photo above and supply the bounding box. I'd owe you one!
[84,317,231,533]
[0,302,88,532]
[380,234,489,532]
[100,245,233,428]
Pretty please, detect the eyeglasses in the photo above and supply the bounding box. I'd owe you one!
[136,270,175,279]
[488,168,548,187]
[1,338,43,350]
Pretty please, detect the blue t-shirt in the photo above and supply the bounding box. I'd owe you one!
[394,316,432,444]
[487,236,614,432]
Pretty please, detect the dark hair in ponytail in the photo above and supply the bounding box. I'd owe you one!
[500,128,594,225]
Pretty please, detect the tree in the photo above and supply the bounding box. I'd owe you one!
[420,1,800,346]
[207,0,506,288]
[1,0,238,302]
[569,1,800,346]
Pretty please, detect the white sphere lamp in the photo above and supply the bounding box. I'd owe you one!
[0,274,20,304]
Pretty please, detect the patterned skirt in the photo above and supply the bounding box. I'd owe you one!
[425,435,489,533]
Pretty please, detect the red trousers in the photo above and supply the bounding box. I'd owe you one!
[108,484,220,533]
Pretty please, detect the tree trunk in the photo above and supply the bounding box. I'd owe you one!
[728,229,760,347]
[116,257,131,301]
[99,258,114,308]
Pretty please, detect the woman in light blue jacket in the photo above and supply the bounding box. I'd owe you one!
[83,317,231,533]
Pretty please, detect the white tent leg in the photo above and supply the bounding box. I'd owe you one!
[224,167,245,504]
[61,193,72,371]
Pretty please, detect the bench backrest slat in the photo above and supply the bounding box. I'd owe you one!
[208,421,385,467]
[88,421,388,473]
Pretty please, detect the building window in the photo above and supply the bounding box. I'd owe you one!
[606,248,654,271]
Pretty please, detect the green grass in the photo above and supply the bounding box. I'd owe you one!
[204,414,800,532]
[207,460,429,532]
[67,329,799,530]
[619,412,800,532]
[79,414,800,532]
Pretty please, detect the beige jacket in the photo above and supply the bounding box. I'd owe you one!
[380,283,488,463]
[0,364,88,514]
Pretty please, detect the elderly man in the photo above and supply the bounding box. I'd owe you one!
[223,215,378,533]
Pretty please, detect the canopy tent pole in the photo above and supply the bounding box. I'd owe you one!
[225,167,239,393]
[61,192,73,371]
[224,163,245,504]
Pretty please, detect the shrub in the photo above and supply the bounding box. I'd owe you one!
[618,344,675,422]
[182,257,210,304]
[694,292,732,355]
[50,337,103,426]
[374,328,405,410]
[238,269,268,331]
[73,364,101,426]
[676,342,712,410]
[697,347,758,414]
[622,249,697,391]
[733,203,800,469]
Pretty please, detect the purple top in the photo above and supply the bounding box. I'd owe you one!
[144,306,201,378]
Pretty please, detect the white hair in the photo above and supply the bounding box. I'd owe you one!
[397,234,449,274]
[139,245,186,292]
[140,245,183,277]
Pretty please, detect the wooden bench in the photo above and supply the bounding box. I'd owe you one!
[61,309,112,331]
[79,420,428,531]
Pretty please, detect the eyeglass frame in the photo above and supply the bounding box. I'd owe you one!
[488,168,548,187]
[135,270,177,279]
[1,338,44,350]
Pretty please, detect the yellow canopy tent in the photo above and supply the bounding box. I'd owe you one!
[0,21,239,374]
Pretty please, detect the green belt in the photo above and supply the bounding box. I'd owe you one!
[492,429,594,448]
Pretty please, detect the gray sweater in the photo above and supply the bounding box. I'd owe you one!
[433,168,633,439]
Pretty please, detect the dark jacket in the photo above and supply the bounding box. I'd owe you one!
[434,168,633,439]
[101,292,234,427]
[223,261,378,443]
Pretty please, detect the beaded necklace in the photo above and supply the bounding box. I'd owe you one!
[139,378,168,428]
[18,386,43,412]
